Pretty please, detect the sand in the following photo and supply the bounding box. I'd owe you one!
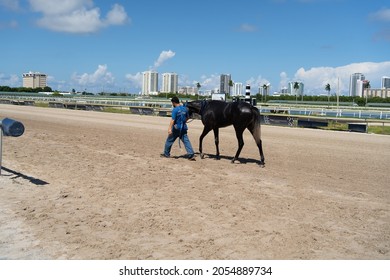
[0,104,389,260]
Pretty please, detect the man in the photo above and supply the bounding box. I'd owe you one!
[161,97,195,160]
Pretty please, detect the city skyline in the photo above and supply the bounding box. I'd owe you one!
[0,0,389,95]
[14,70,390,98]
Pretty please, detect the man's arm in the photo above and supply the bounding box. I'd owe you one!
[168,119,174,134]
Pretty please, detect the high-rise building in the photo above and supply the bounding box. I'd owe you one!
[232,82,242,96]
[349,73,365,97]
[22,71,47,88]
[280,87,288,94]
[288,81,304,96]
[382,76,390,89]
[356,80,366,97]
[161,72,178,93]
[259,83,271,97]
[220,74,231,94]
[178,86,197,95]
[142,70,158,95]
[365,88,390,98]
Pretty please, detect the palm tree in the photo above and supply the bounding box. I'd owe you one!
[228,80,234,98]
[262,84,268,103]
[293,82,300,103]
[325,83,331,105]
[364,81,371,106]
[196,82,201,100]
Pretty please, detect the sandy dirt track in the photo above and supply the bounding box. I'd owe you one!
[0,104,389,260]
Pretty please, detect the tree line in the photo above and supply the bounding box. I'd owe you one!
[0,85,53,93]
[254,94,390,106]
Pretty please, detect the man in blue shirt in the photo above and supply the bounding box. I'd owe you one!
[161,97,195,160]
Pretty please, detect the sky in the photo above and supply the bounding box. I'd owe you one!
[0,0,389,95]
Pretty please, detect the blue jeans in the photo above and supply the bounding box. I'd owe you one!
[163,128,194,157]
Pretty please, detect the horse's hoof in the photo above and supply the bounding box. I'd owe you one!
[200,153,205,159]
[259,161,265,167]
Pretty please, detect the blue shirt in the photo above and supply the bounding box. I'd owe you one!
[172,105,188,131]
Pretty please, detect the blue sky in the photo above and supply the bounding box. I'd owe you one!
[0,0,389,95]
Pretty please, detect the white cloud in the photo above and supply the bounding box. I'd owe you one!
[105,4,128,25]
[198,74,220,91]
[28,0,128,33]
[291,61,390,94]
[369,8,390,22]
[153,50,176,69]
[0,0,20,29]
[0,20,18,29]
[246,75,270,89]
[237,23,257,32]
[29,0,92,15]
[125,72,143,90]
[0,0,20,11]
[373,28,390,42]
[72,64,114,88]
[177,74,191,87]
[124,50,176,91]
[37,7,103,33]
[0,73,20,87]
[279,72,289,89]
[369,8,390,41]
[47,76,68,91]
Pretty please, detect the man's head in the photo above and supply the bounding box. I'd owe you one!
[171,96,180,105]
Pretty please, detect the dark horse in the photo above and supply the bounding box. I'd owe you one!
[186,100,265,165]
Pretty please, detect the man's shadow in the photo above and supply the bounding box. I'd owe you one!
[1,166,49,186]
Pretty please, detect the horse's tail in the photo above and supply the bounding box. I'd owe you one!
[251,105,265,164]
[251,106,262,142]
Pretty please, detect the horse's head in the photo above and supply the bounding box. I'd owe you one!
[185,100,207,118]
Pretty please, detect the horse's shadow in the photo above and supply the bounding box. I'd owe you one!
[1,166,49,186]
[197,153,265,166]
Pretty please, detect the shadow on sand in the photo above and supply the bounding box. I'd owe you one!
[171,153,265,166]
[1,166,49,186]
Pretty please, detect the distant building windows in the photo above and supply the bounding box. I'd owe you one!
[22,71,47,88]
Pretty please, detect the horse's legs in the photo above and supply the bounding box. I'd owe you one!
[257,139,265,165]
[232,128,245,163]
[213,128,220,159]
[248,126,265,165]
[199,126,211,159]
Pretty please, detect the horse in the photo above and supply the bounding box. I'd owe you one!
[186,100,265,166]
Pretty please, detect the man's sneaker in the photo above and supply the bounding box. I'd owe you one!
[160,153,170,158]
[188,155,196,161]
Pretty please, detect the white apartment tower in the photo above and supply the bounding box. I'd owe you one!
[220,74,231,94]
[232,82,243,96]
[142,70,158,95]
[349,73,365,97]
[259,84,271,97]
[288,81,304,96]
[382,76,390,89]
[22,71,47,88]
[161,72,178,93]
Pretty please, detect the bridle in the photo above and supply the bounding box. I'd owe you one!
[185,100,208,120]
[199,100,208,115]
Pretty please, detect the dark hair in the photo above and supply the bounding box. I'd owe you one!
[171,97,180,104]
